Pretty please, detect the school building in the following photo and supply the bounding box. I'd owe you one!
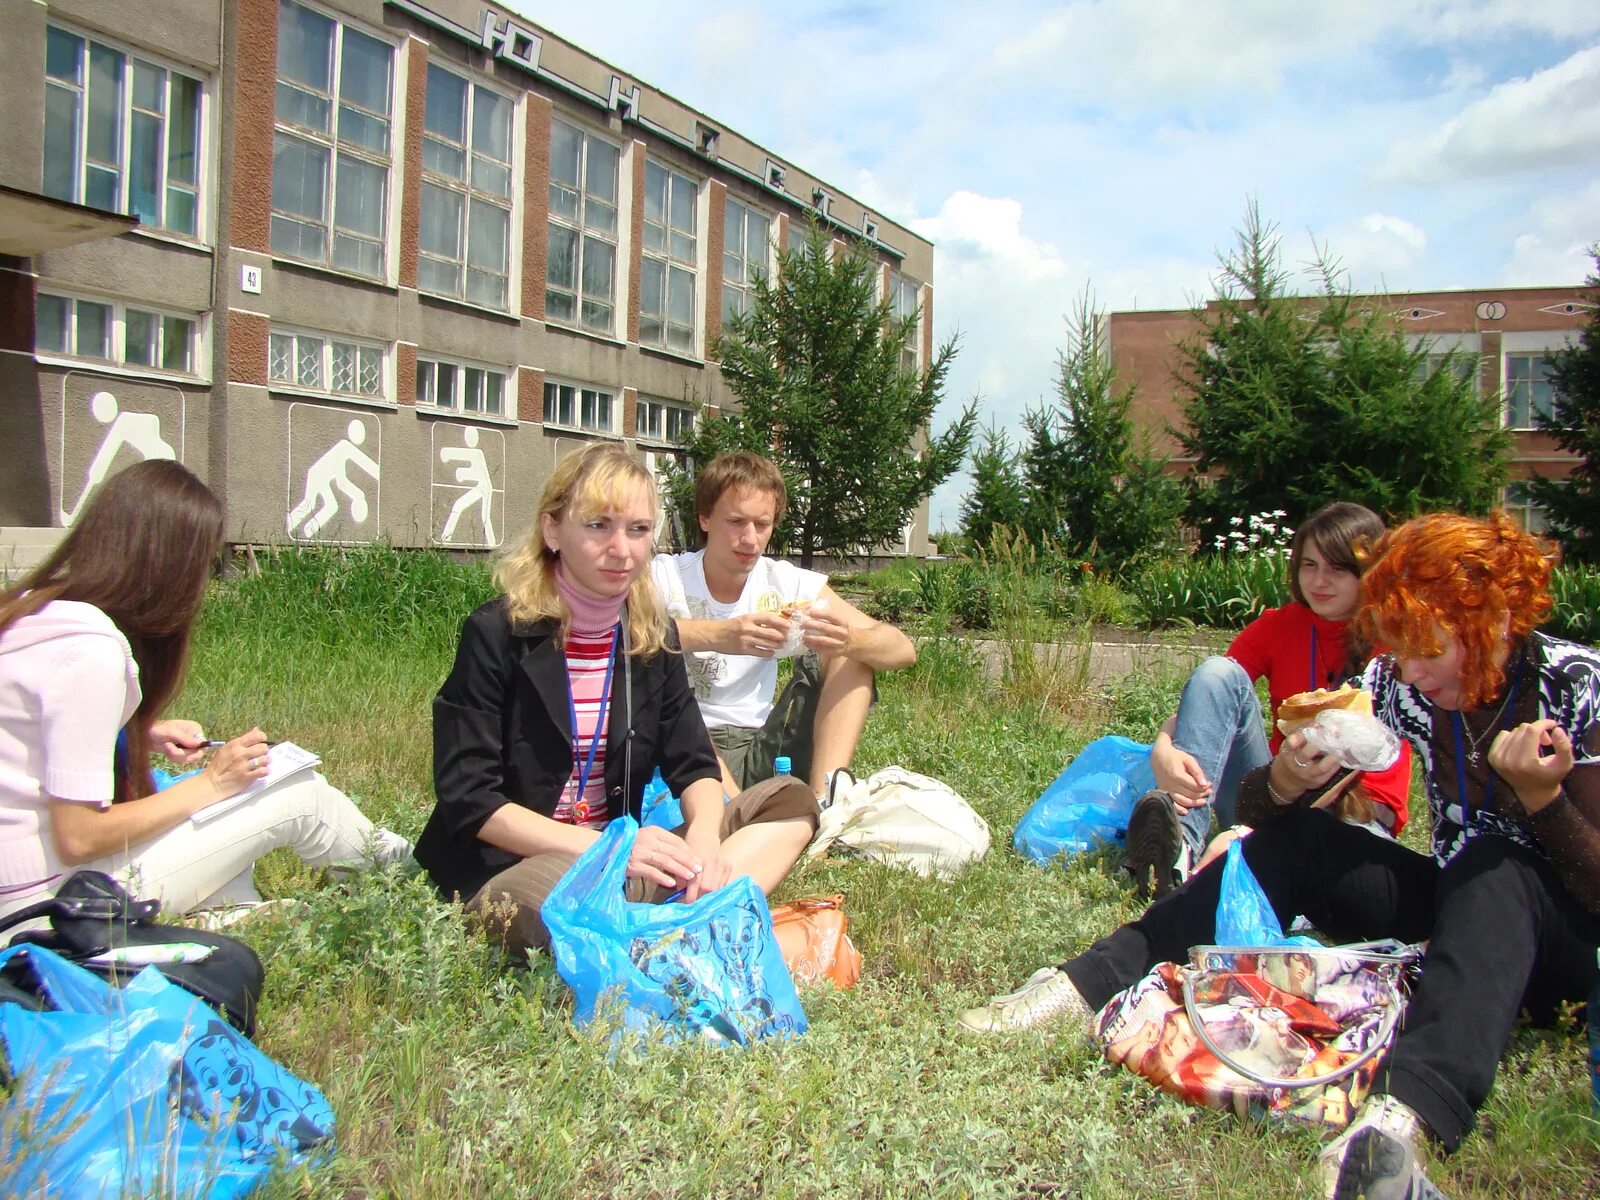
[1105,285,1593,532]
[0,0,937,568]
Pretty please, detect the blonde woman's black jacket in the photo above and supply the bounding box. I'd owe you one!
[415,598,722,902]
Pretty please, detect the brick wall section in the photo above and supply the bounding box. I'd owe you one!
[519,366,544,423]
[397,39,427,290]
[231,0,278,254]
[228,311,268,386]
[704,179,726,360]
[622,386,637,437]
[0,269,34,353]
[522,95,551,319]
[921,283,934,364]
[397,342,417,406]
[627,141,646,344]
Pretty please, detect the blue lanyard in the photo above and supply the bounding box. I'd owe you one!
[1449,656,1524,836]
[566,624,620,817]
[1309,625,1320,690]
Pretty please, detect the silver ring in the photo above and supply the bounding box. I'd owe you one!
[1293,757,1309,768]
[252,756,263,769]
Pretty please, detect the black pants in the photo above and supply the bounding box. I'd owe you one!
[1060,806,1600,1149]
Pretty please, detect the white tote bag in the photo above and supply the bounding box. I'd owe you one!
[807,767,990,881]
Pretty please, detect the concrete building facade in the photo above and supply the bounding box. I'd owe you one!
[1,0,937,560]
[1107,284,1594,531]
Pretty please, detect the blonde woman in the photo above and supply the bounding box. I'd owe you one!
[415,444,818,957]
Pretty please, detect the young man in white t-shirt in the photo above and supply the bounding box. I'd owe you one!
[651,452,916,801]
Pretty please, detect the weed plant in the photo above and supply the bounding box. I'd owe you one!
[86,546,1596,1198]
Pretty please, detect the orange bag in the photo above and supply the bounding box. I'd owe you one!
[769,895,862,989]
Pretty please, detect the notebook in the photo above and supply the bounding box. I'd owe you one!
[190,742,322,825]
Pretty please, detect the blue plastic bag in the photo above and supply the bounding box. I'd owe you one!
[0,944,335,1199]
[640,767,683,830]
[542,816,807,1046]
[1214,838,1319,947]
[1014,735,1156,865]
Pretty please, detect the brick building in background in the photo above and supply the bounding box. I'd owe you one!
[0,0,936,565]
[1107,284,1593,531]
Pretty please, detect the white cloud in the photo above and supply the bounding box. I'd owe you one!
[1299,214,1430,291]
[1380,44,1600,182]
[1499,179,1600,284]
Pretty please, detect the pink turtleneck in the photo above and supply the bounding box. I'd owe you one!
[551,566,625,827]
[555,566,627,635]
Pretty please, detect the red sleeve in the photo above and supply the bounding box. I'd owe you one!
[1225,605,1293,685]
[1355,741,1413,836]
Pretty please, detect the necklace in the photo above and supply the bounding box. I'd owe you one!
[1458,668,1519,767]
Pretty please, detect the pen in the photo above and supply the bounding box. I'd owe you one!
[201,740,280,749]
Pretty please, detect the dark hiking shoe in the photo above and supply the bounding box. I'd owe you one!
[1125,789,1183,900]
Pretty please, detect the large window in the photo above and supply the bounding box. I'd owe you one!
[889,273,920,373]
[42,26,202,237]
[1503,481,1551,534]
[641,160,697,353]
[271,0,393,279]
[1504,353,1556,430]
[547,120,618,333]
[543,380,615,433]
[37,292,198,375]
[269,327,385,399]
[416,356,507,416]
[1412,350,1478,388]
[419,64,513,309]
[637,397,693,443]
[722,197,769,324]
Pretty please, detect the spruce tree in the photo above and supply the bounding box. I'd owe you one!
[1528,253,1600,563]
[959,424,1026,549]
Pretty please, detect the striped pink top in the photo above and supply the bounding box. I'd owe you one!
[552,626,618,828]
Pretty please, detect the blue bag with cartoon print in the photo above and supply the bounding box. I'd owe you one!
[542,816,806,1046]
[0,943,334,1199]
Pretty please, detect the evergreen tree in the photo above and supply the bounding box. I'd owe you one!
[1528,253,1600,563]
[1019,294,1184,572]
[680,222,976,567]
[958,424,1026,550]
[1176,204,1511,543]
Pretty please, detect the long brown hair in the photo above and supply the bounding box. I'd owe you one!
[1287,501,1386,678]
[0,461,224,801]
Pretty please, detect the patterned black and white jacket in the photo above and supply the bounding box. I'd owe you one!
[1363,632,1600,867]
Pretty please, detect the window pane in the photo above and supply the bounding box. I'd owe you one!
[668,266,694,326]
[472,89,511,162]
[85,165,119,211]
[124,309,157,366]
[466,269,506,310]
[168,75,201,186]
[670,172,695,233]
[337,105,389,154]
[129,111,162,223]
[297,335,324,387]
[543,381,559,423]
[485,372,504,415]
[276,81,330,131]
[416,360,433,405]
[467,199,508,273]
[418,181,463,258]
[585,199,616,238]
[423,136,465,179]
[332,232,382,277]
[436,362,456,408]
[424,65,466,142]
[133,61,165,113]
[464,367,483,412]
[359,347,382,395]
[269,332,294,380]
[271,213,326,260]
[46,27,82,82]
[334,155,386,238]
[331,341,356,391]
[76,300,111,358]
[42,85,81,202]
[165,186,198,236]
[277,0,334,93]
[271,131,328,220]
[584,137,617,203]
[546,224,577,289]
[161,316,194,373]
[645,161,666,227]
[747,212,769,265]
[669,230,694,264]
[549,182,579,223]
[640,257,665,318]
[545,290,575,322]
[470,156,510,197]
[338,28,391,116]
[36,295,70,353]
[419,256,461,296]
[86,42,124,169]
[581,237,614,302]
[550,121,581,188]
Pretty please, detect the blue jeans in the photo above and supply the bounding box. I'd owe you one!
[1168,656,1271,858]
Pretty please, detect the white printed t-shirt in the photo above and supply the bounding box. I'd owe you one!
[651,550,827,729]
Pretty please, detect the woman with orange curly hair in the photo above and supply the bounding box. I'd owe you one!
[954,513,1599,1200]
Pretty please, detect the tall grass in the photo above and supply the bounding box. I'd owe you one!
[96,546,1598,1198]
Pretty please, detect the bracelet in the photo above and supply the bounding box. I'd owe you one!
[1265,774,1293,806]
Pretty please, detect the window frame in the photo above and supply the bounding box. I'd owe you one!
[545,117,621,336]
[640,158,699,355]
[889,272,921,373]
[35,290,203,379]
[722,196,770,325]
[418,61,517,311]
[42,22,207,240]
[414,354,510,419]
[270,0,396,280]
[268,325,389,403]
[635,396,695,445]
[542,378,617,435]
[1503,351,1556,431]
[1503,481,1551,535]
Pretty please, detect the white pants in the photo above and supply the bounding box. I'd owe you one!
[82,772,396,916]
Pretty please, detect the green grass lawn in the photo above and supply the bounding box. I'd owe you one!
[156,551,1600,1198]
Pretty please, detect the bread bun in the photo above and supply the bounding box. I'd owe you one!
[1275,684,1371,737]
[780,600,812,620]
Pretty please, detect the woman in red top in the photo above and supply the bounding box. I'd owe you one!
[1136,503,1411,888]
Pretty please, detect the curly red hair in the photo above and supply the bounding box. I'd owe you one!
[1355,511,1555,709]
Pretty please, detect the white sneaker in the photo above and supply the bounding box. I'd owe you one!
[956,967,1094,1034]
[1320,1095,1444,1200]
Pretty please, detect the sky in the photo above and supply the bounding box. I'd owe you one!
[509,0,1600,530]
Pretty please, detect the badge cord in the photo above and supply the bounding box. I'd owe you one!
[566,623,620,823]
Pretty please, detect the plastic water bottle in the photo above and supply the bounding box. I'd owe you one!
[1590,948,1600,1117]
[774,756,792,777]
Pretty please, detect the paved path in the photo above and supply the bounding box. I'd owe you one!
[935,635,1218,688]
